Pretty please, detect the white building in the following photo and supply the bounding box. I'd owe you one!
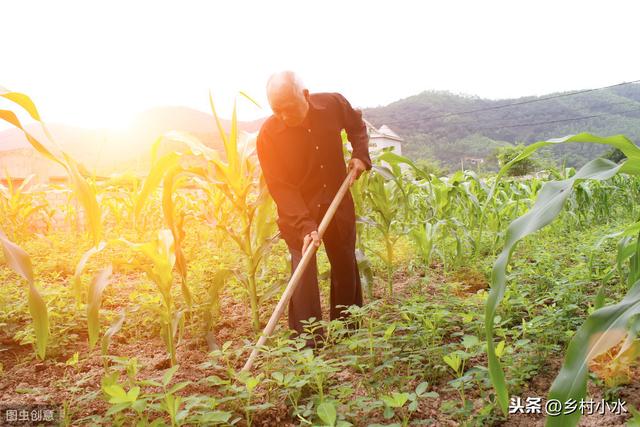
[363,120,403,155]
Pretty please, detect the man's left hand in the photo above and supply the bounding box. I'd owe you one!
[347,158,367,186]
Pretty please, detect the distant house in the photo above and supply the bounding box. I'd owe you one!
[363,120,403,155]
[463,157,484,166]
[0,148,66,186]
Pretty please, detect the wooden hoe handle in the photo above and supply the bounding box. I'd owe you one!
[241,169,356,372]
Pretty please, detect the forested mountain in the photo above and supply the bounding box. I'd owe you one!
[362,82,640,169]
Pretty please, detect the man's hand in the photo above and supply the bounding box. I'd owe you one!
[302,230,321,254]
[347,158,367,186]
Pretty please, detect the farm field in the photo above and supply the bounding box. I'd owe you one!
[2,92,640,426]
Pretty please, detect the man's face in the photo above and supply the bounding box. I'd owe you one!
[268,87,309,127]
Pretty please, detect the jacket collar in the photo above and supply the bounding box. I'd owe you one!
[271,94,326,134]
[308,95,327,112]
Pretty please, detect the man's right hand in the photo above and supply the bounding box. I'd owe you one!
[302,230,321,254]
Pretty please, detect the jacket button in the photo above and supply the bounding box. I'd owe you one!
[315,146,319,150]
[320,165,324,169]
[323,184,327,188]
[317,204,321,208]
[307,129,311,133]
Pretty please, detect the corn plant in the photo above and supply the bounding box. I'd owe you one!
[132,94,278,333]
[87,265,113,350]
[97,173,140,231]
[0,174,50,240]
[115,229,183,366]
[483,133,640,426]
[205,94,279,332]
[0,88,103,245]
[0,229,49,359]
[410,219,443,266]
[358,170,405,297]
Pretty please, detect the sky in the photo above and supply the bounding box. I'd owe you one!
[2,0,639,130]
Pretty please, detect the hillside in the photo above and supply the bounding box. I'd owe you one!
[362,82,640,169]
[0,106,265,178]
[5,84,640,177]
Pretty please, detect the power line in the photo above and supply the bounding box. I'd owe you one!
[465,100,640,131]
[470,105,640,133]
[373,79,640,127]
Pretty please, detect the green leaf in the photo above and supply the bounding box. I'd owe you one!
[28,282,49,360]
[87,266,112,349]
[245,376,260,393]
[383,323,396,340]
[126,386,140,402]
[0,90,41,120]
[101,310,125,356]
[134,152,181,224]
[0,231,48,359]
[546,279,640,427]
[317,401,337,426]
[0,229,34,282]
[161,166,190,306]
[73,241,107,305]
[381,392,409,408]
[271,372,284,384]
[196,411,232,423]
[486,157,623,416]
[382,405,394,419]
[63,153,103,245]
[378,151,429,179]
[627,405,640,427]
[103,384,128,402]
[167,381,190,395]
[415,381,429,396]
[238,91,262,109]
[105,402,130,416]
[461,335,479,349]
[443,353,461,373]
[162,365,180,387]
[65,352,79,367]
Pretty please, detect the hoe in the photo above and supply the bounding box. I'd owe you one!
[242,169,356,371]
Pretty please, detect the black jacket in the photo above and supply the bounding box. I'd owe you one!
[256,92,372,248]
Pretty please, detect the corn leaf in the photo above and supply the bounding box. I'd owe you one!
[27,282,49,360]
[238,91,262,109]
[161,167,190,306]
[0,90,41,120]
[486,157,622,416]
[0,230,49,359]
[208,91,230,162]
[0,229,34,282]
[87,266,113,349]
[0,110,63,167]
[162,131,221,163]
[62,153,103,245]
[73,241,107,305]
[101,310,126,356]
[134,152,181,224]
[546,280,640,426]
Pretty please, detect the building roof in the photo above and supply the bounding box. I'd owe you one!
[377,125,401,139]
[363,119,404,142]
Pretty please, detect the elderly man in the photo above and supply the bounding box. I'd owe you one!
[256,71,371,345]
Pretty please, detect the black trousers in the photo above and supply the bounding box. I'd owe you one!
[286,205,363,336]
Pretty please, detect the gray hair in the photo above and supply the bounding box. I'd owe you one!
[266,71,306,98]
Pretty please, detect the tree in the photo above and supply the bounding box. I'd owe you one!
[494,144,539,176]
[602,147,626,163]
